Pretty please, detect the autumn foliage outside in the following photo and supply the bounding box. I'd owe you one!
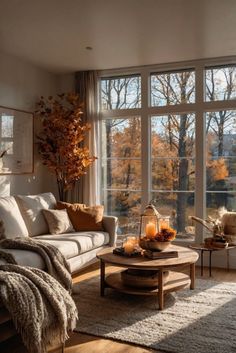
[101,67,236,236]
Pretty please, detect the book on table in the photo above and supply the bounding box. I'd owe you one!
[144,250,178,259]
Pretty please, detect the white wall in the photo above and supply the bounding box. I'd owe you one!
[0,52,58,197]
[57,73,74,93]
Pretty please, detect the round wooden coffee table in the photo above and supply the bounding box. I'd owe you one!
[97,245,199,310]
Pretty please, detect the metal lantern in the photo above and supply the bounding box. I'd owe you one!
[139,204,161,238]
[139,204,171,239]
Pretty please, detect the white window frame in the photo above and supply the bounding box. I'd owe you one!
[99,56,236,243]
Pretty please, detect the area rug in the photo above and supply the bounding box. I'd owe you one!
[74,275,236,353]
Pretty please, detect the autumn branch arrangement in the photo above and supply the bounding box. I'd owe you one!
[190,215,224,236]
[35,93,96,201]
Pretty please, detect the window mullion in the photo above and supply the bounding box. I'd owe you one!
[148,103,196,115]
[141,69,150,210]
[195,63,206,242]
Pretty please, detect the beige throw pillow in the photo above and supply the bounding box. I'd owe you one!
[42,209,74,235]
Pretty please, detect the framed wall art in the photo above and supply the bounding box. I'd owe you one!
[0,106,34,174]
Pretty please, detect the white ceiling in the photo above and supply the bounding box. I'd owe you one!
[0,0,235,74]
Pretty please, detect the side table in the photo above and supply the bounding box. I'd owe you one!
[189,243,236,277]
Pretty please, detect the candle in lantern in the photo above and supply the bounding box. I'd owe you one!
[123,241,134,254]
[159,219,170,229]
[127,236,138,246]
[145,222,156,239]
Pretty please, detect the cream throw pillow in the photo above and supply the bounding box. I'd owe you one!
[0,196,29,239]
[16,193,57,236]
[42,209,74,235]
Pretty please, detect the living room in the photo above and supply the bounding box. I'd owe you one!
[0,0,236,352]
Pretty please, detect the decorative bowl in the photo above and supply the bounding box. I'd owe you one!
[121,269,169,288]
[139,238,171,251]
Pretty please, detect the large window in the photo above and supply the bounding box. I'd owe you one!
[99,60,236,240]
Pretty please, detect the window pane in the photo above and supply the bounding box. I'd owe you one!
[101,117,141,158]
[205,66,236,102]
[206,110,236,192]
[152,158,195,191]
[0,141,13,154]
[101,117,141,235]
[206,110,236,158]
[151,114,195,158]
[207,158,236,191]
[151,70,195,106]
[151,192,195,239]
[101,75,141,110]
[102,159,141,190]
[1,115,14,138]
[206,111,236,216]
[102,190,141,234]
[151,114,195,238]
[207,192,236,218]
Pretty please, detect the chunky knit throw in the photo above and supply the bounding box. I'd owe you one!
[0,264,78,353]
[0,237,72,292]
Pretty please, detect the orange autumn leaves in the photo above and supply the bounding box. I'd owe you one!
[35,93,96,200]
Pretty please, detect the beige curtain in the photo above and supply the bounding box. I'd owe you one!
[68,70,100,205]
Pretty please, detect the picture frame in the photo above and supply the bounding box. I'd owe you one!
[0,106,34,174]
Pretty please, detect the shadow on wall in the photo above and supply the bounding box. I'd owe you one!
[0,174,42,197]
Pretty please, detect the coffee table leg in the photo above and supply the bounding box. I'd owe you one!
[158,269,164,310]
[100,260,105,297]
[201,249,204,276]
[209,250,212,277]
[227,249,230,271]
[190,263,195,289]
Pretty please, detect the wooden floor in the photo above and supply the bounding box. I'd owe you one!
[1,264,236,353]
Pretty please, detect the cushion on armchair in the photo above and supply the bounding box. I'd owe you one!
[57,201,104,231]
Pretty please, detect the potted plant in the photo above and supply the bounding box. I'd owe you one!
[35,93,96,201]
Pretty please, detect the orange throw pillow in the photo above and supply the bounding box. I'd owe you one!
[57,201,104,231]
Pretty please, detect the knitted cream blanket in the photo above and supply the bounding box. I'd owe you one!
[0,237,72,292]
[0,264,78,353]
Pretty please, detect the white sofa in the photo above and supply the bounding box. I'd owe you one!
[0,192,118,274]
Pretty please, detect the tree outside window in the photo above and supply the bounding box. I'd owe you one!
[100,64,236,239]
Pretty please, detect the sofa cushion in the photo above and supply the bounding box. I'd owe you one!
[0,196,29,239]
[35,231,110,259]
[57,201,104,231]
[42,209,74,235]
[16,192,57,236]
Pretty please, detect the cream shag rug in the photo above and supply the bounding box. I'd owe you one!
[74,275,236,353]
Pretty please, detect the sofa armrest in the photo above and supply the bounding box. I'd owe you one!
[102,216,118,247]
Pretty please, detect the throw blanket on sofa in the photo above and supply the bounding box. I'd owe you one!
[0,264,78,353]
[0,237,72,292]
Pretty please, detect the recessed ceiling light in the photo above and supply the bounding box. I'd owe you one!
[85,46,93,50]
